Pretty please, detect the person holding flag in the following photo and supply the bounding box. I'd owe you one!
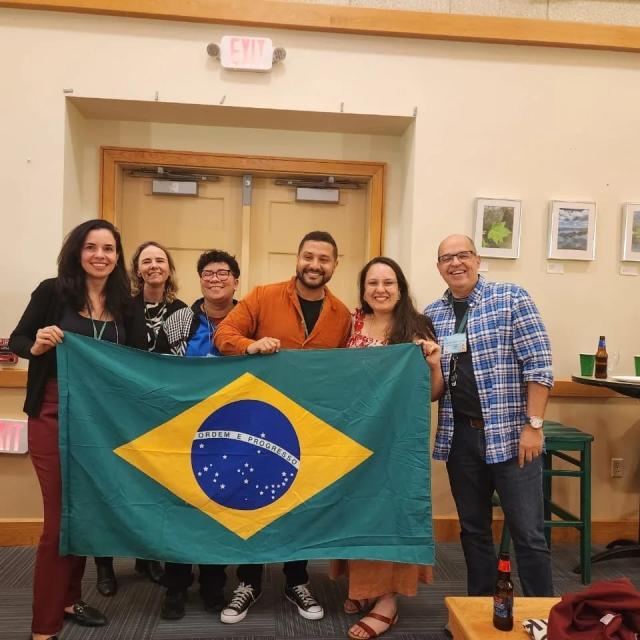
[214,230,351,624]
[9,219,130,640]
[331,256,443,640]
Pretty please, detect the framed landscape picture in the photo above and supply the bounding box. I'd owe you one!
[548,200,596,261]
[622,203,640,262]
[473,198,522,259]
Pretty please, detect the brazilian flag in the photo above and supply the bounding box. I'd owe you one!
[57,333,434,565]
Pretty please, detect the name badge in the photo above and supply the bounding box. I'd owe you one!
[442,333,467,354]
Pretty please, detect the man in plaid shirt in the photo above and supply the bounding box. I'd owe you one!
[425,234,553,597]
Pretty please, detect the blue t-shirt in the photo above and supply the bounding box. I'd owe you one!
[185,313,220,357]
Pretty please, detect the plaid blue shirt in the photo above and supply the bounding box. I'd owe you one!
[425,276,553,464]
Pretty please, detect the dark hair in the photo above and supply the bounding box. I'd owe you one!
[358,256,436,344]
[297,231,338,259]
[56,219,130,320]
[197,250,240,278]
[130,241,179,303]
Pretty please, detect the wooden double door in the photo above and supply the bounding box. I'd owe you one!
[103,148,385,310]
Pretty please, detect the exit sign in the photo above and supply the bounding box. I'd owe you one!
[220,36,274,72]
[0,419,28,454]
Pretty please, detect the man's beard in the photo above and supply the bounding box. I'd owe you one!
[296,268,330,290]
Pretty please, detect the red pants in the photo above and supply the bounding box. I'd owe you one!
[28,379,86,635]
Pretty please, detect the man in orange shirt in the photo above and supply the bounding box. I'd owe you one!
[214,230,351,624]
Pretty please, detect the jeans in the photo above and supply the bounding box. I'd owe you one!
[237,561,308,590]
[446,417,553,596]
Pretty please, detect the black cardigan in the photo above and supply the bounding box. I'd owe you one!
[127,293,186,351]
[9,278,128,417]
[9,279,63,417]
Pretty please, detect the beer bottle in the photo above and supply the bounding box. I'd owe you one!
[493,552,514,631]
[595,335,608,379]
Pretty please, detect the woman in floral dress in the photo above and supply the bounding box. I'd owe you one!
[331,256,444,640]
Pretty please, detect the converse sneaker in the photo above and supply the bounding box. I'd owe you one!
[284,583,324,620]
[220,583,261,624]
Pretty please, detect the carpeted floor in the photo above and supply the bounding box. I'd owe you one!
[1,543,638,639]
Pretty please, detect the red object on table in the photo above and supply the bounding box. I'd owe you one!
[547,577,640,639]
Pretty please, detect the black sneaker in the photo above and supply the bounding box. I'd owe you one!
[284,583,324,620]
[220,583,261,624]
[160,589,187,620]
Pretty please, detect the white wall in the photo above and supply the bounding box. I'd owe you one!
[1,7,639,522]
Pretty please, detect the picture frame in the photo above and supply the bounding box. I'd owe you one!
[548,200,596,261]
[621,203,640,262]
[473,198,522,259]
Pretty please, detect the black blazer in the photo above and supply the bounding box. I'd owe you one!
[9,278,127,417]
[10,279,66,417]
[127,293,186,351]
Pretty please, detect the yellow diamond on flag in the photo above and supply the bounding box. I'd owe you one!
[114,372,372,539]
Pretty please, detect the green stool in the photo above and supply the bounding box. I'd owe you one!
[543,420,594,584]
[493,421,593,584]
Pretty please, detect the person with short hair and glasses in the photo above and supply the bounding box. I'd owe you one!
[155,250,240,356]
[425,234,554,600]
[155,249,242,620]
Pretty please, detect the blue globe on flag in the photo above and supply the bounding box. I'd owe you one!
[191,400,300,510]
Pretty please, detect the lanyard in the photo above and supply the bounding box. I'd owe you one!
[91,317,107,341]
[88,306,108,341]
[450,303,470,388]
[455,308,469,334]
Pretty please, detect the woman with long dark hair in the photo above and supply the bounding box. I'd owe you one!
[93,240,186,596]
[10,219,130,640]
[331,256,444,640]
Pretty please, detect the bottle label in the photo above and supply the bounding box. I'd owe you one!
[497,559,511,572]
[493,596,513,618]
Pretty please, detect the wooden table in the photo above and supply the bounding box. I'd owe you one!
[445,597,560,639]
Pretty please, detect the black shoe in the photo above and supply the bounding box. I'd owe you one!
[135,558,164,583]
[63,601,108,627]
[202,590,225,613]
[284,583,324,620]
[220,583,261,624]
[161,589,187,620]
[96,563,117,597]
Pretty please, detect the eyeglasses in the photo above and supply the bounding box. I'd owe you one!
[437,250,476,264]
[200,269,233,281]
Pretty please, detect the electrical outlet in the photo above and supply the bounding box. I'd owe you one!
[611,458,624,478]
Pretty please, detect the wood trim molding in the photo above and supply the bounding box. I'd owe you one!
[550,380,626,399]
[0,369,28,388]
[0,519,43,546]
[1,517,636,546]
[2,0,640,53]
[100,146,385,257]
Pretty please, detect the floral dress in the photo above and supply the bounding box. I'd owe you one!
[329,308,434,598]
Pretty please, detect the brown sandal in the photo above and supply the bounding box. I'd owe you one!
[344,598,373,614]
[347,611,398,639]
